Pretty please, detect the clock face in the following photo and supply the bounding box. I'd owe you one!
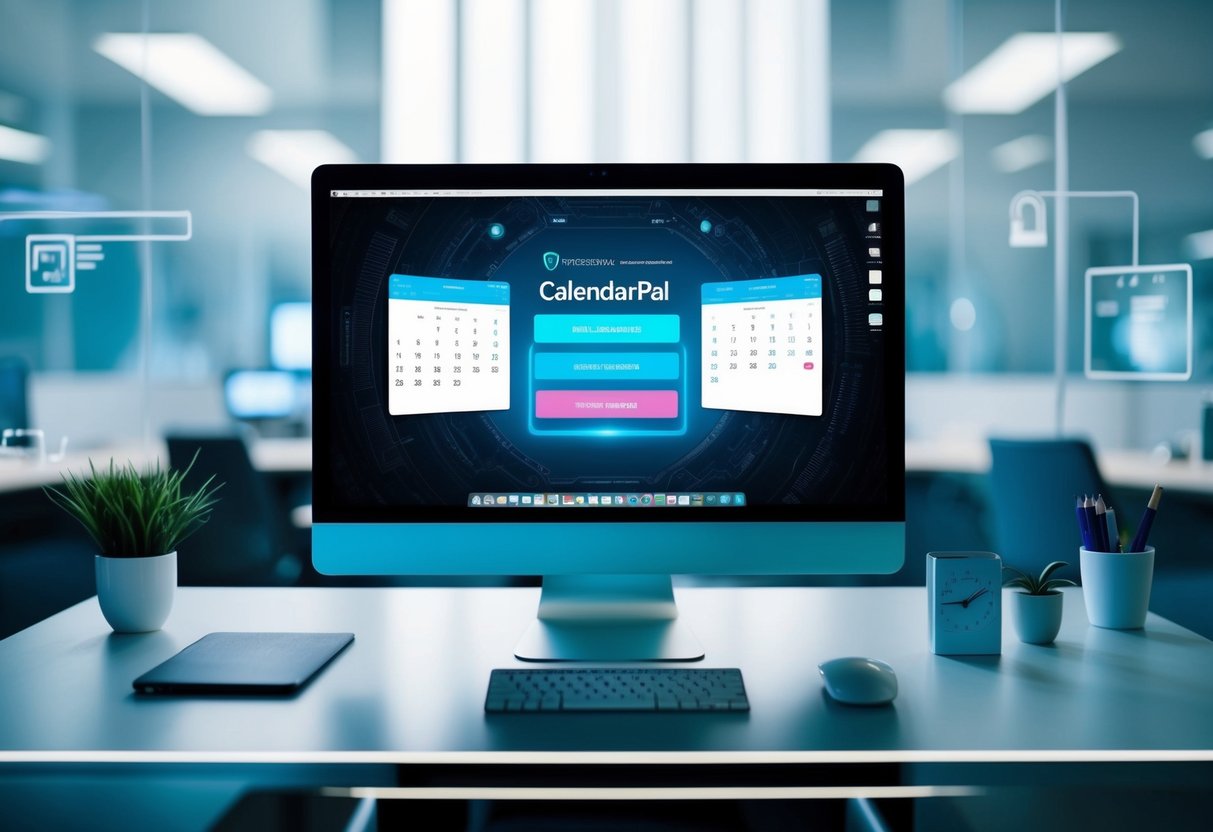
[937,566,998,633]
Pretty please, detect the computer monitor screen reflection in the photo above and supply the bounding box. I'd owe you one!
[1086,264,1192,381]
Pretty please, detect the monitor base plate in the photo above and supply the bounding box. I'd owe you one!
[514,574,705,662]
[514,618,705,662]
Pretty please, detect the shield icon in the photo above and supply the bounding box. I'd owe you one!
[542,251,560,271]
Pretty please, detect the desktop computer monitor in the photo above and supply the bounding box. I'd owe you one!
[312,164,905,660]
[224,369,299,421]
[270,302,313,371]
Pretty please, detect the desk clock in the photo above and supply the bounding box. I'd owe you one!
[927,551,1002,655]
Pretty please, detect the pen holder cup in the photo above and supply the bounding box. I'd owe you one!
[1080,546,1154,630]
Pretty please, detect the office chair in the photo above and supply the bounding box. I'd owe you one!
[987,438,1108,578]
[0,356,30,435]
[166,434,300,586]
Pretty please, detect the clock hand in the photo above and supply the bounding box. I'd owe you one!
[943,587,991,609]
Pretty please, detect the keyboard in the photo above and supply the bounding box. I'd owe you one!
[484,667,749,713]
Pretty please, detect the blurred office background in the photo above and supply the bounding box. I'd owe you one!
[1,0,1212,639]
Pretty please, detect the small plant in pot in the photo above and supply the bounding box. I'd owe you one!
[45,456,221,633]
[1003,561,1077,645]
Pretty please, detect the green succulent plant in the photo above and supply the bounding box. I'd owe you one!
[44,454,222,558]
[1002,561,1077,596]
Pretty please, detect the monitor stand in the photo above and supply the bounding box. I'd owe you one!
[513,574,705,662]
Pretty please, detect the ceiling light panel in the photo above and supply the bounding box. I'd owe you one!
[991,134,1052,173]
[944,32,1121,115]
[853,129,959,185]
[247,130,357,190]
[94,33,273,116]
[0,124,50,164]
[1183,229,1213,261]
[1193,129,1213,160]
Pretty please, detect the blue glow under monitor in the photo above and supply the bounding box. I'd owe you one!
[312,164,906,661]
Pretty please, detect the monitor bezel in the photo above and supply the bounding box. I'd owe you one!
[311,163,905,526]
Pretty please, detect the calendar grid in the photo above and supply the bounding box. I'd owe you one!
[701,275,823,417]
[387,275,511,416]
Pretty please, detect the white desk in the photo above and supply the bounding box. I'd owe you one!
[0,437,311,495]
[906,438,1213,496]
[2,586,1212,776]
[4,585,1212,832]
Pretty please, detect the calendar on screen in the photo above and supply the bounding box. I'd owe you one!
[700,274,822,417]
[387,274,511,416]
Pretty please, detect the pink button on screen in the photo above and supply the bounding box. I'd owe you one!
[536,390,679,419]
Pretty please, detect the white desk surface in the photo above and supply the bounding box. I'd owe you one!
[2,586,1212,765]
[0,437,311,494]
[907,438,1213,495]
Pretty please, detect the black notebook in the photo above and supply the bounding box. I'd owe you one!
[133,632,354,695]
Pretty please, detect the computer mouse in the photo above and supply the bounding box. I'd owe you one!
[817,657,897,706]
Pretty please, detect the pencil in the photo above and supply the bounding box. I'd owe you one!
[1128,485,1163,554]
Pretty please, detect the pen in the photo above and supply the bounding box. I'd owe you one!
[1128,484,1164,554]
[1075,496,1094,550]
[1082,496,1100,552]
[1105,507,1120,552]
[1094,495,1110,552]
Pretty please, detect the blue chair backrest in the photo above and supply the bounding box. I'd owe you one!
[0,357,29,434]
[166,434,280,585]
[987,438,1107,579]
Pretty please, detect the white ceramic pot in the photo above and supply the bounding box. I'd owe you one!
[1080,546,1154,630]
[94,551,176,633]
[1012,591,1064,645]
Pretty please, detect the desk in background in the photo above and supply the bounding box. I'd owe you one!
[8,437,1208,495]
[906,438,1213,495]
[0,437,311,495]
[11,434,1205,503]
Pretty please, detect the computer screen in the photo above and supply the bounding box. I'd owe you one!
[312,165,904,581]
[1085,264,1193,381]
[224,369,298,420]
[270,302,312,371]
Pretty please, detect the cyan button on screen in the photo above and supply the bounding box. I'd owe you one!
[534,352,680,381]
[534,314,681,344]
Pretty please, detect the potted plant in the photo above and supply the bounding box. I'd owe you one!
[1002,561,1077,645]
[45,456,221,633]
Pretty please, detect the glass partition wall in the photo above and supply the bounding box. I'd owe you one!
[0,0,1209,453]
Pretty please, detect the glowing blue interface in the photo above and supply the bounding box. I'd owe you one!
[324,191,890,513]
